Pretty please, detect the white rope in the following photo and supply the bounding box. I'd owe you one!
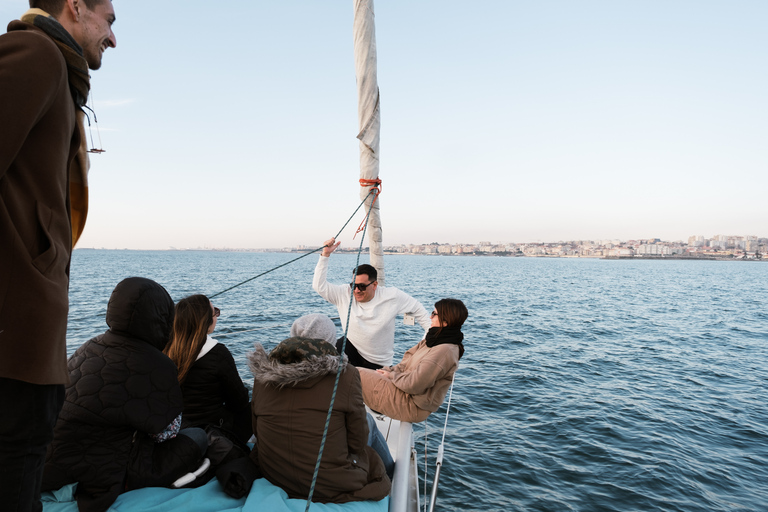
[440,373,457,446]
[423,418,428,512]
[427,373,457,512]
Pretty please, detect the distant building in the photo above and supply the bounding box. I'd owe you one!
[607,248,634,257]
[637,244,670,256]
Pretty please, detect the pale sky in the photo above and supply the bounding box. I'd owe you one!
[2,0,766,249]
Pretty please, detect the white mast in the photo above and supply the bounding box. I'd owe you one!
[353,0,385,285]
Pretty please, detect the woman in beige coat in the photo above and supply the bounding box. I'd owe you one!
[359,298,468,423]
[247,321,390,504]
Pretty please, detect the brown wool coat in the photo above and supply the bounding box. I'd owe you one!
[0,21,81,385]
[248,343,390,504]
[359,339,460,423]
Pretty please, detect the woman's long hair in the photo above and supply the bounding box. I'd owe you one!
[434,298,468,336]
[164,294,213,383]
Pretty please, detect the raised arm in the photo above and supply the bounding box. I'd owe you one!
[312,238,349,305]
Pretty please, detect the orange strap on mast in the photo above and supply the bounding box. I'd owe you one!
[354,178,382,238]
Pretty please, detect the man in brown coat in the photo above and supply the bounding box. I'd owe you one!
[0,1,116,510]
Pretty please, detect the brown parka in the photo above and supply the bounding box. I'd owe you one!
[247,339,390,504]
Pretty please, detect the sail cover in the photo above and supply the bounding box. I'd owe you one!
[353,0,385,285]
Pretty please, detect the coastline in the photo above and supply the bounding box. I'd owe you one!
[73,248,765,262]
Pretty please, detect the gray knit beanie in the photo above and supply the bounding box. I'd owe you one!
[290,314,337,345]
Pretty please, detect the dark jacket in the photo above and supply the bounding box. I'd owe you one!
[248,339,390,504]
[0,20,81,385]
[181,341,252,443]
[42,278,202,512]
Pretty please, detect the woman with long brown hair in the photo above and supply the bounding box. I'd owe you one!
[358,298,468,423]
[164,295,251,443]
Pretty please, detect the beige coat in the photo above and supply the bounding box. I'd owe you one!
[359,339,460,423]
[247,342,390,504]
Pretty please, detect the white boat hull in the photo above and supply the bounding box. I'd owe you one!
[368,408,419,512]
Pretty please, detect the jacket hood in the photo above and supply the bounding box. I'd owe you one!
[106,277,175,351]
[248,341,347,389]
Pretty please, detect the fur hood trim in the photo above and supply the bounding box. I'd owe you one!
[248,343,348,389]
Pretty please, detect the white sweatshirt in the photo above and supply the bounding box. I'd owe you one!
[312,255,431,366]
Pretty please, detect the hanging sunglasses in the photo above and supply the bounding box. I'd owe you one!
[82,103,105,154]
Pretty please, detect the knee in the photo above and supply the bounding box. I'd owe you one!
[178,427,208,456]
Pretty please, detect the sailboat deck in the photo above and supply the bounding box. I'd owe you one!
[40,414,413,512]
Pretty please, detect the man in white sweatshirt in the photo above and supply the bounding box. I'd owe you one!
[312,237,431,369]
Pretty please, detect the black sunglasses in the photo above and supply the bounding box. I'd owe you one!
[213,307,221,318]
[350,281,375,291]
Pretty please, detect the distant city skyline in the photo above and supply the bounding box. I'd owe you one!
[78,233,766,252]
[3,1,766,250]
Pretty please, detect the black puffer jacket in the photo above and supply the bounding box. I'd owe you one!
[42,277,202,512]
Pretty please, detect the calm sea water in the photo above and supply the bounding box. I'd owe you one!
[67,250,768,512]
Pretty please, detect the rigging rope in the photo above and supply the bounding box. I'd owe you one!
[208,190,376,299]
[304,191,375,511]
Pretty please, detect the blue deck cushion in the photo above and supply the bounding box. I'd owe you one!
[42,478,389,512]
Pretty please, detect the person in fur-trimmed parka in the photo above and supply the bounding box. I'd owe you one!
[248,337,390,504]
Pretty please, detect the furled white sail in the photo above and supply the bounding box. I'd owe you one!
[353,0,385,285]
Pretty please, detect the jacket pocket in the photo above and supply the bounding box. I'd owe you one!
[31,202,58,275]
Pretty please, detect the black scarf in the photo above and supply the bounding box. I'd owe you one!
[425,326,465,359]
[20,10,90,107]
